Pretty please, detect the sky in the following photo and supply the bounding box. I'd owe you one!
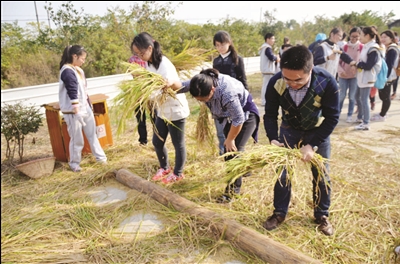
[1,1,398,28]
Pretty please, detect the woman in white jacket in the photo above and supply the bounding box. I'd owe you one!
[131,32,190,184]
[59,45,107,172]
[352,27,383,130]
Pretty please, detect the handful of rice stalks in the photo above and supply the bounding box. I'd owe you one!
[223,144,328,186]
[194,102,215,151]
[168,39,214,79]
[113,62,178,136]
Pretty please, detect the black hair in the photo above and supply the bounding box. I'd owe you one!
[381,30,396,44]
[362,26,382,46]
[264,33,274,41]
[131,32,163,69]
[59,45,86,69]
[283,37,290,44]
[329,27,343,41]
[280,45,313,72]
[349,27,362,36]
[189,68,219,98]
[213,30,239,65]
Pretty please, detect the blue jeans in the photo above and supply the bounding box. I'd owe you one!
[214,119,226,156]
[339,77,357,117]
[356,87,372,124]
[273,121,331,219]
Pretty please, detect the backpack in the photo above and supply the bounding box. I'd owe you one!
[368,47,388,89]
[387,45,400,76]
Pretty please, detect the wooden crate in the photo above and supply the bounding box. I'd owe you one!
[43,94,113,162]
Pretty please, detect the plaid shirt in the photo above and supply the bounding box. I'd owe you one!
[287,78,311,106]
[128,55,147,68]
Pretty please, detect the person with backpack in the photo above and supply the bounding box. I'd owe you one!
[338,27,363,122]
[308,33,326,53]
[370,30,400,121]
[351,26,383,130]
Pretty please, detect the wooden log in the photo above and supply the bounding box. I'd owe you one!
[115,168,322,264]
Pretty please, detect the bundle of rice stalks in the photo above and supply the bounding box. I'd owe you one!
[222,144,328,186]
[112,62,178,136]
[168,39,215,79]
[194,102,215,151]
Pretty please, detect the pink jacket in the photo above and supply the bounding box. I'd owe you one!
[338,41,363,79]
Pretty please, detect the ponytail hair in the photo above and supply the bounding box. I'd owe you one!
[362,26,382,46]
[329,27,343,41]
[131,32,163,69]
[213,30,238,65]
[59,45,86,69]
[189,68,219,97]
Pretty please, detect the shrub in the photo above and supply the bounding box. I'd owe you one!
[1,102,43,163]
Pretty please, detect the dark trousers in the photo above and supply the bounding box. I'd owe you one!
[152,117,186,176]
[136,108,157,144]
[223,113,257,194]
[378,82,392,117]
[273,121,331,219]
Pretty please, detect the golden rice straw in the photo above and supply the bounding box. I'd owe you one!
[168,39,214,79]
[223,144,328,187]
[113,62,178,137]
[195,102,215,150]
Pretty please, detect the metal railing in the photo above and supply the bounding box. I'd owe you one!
[1,57,260,113]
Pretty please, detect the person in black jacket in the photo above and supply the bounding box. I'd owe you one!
[212,30,249,155]
[263,45,338,236]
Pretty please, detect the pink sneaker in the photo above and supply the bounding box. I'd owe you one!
[162,173,184,184]
[152,168,171,181]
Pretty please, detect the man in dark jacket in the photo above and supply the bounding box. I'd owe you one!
[263,45,339,236]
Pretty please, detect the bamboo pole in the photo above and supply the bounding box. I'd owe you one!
[115,168,322,264]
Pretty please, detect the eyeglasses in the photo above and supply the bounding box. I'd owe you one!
[350,35,359,39]
[282,72,311,85]
[133,50,146,58]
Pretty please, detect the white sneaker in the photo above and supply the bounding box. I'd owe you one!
[370,114,386,122]
[354,123,370,131]
[355,118,363,123]
[346,116,353,123]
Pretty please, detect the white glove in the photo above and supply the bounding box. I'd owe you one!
[76,112,86,127]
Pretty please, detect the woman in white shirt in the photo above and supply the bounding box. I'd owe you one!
[131,32,190,184]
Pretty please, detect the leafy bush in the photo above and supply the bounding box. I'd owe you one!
[1,102,43,163]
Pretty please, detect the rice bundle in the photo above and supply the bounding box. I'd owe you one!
[194,102,215,151]
[223,144,328,186]
[168,39,214,79]
[113,62,178,136]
